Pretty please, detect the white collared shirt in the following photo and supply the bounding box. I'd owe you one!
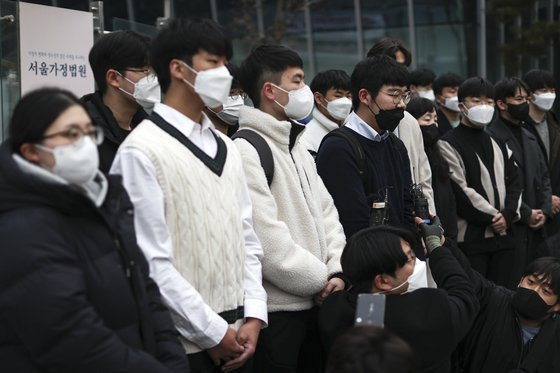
[110,102,267,349]
[344,111,390,142]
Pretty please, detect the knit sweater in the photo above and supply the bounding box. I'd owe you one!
[316,126,416,241]
[120,119,245,353]
[439,124,522,254]
[234,106,345,312]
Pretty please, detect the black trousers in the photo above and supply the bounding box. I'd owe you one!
[188,351,253,373]
[466,248,515,289]
[253,308,325,373]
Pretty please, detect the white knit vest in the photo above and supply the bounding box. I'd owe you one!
[121,120,245,353]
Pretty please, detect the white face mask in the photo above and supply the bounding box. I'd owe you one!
[385,258,427,294]
[464,104,495,127]
[181,62,233,108]
[323,96,353,121]
[532,92,556,111]
[450,119,460,128]
[418,89,435,102]
[443,96,460,112]
[118,73,161,109]
[272,84,315,121]
[210,94,244,126]
[35,136,100,185]
[404,259,428,293]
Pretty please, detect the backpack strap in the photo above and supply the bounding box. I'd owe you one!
[232,129,274,186]
[320,127,367,182]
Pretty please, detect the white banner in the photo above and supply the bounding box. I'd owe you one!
[19,2,94,97]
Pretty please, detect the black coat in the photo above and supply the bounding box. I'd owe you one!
[81,91,148,173]
[487,116,552,266]
[0,144,189,373]
[448,243,560,373]
[318,246,479,373]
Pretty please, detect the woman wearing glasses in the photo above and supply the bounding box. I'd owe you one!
[0,88,189,372]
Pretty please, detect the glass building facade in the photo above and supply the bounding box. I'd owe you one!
[1,0,559,140]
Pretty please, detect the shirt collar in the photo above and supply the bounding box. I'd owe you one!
[344,112,389,142]
[153,102,215,139]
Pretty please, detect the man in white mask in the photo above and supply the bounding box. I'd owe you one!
[318,221,479,373]
[234,44,346,372]
[111,18,267,373]
[433,72,465,136]
[439,77,523,288]
[409,68,436,102]
[300,69,352,154]
[523,69,560,237]
[204,63,245,137]
[81,30,159,172]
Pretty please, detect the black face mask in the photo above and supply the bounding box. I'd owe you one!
[507,102,529,121]
[511,286,554,321]
[367,103,404,132]
[420,123,439,147]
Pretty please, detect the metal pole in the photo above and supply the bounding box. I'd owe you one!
[407,0,417,68]
[164,0,173,19]
[126,0,136,30]
[354,0,364,59]
[210,0,218,23]
[516,16,522,77]
[477,0,487,78]
[533,1,540,68]
[255,0,265,40]
[303,1,315,77]
[498,22,505,77]
[549,0,554,71]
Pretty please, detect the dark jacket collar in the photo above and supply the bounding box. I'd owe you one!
[81,91,148,145]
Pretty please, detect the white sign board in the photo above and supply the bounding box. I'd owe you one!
[19,2,94,97]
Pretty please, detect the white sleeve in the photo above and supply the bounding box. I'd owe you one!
[238,171,268,326]
[110,148,228,349]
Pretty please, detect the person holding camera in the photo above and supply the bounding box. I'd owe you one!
[318,218,479,373]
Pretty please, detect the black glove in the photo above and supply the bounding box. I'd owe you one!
[419,216,444,255]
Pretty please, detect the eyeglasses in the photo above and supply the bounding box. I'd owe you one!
[380,89,411,105]
[42,126,104,145]
[123,67,151,77]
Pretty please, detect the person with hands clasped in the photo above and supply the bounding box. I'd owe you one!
[319,216,479,373]
[439,77,522,289]
[111,19,267,373]
[487,77,552,282]
[234,44,346,373]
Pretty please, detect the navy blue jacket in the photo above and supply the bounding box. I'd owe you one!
[0,144,189,373]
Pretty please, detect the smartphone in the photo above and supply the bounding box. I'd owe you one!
[355,293,386,327]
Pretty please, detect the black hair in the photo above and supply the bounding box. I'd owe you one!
[8,88,82,153]
[409,68,436,87]
[150,17,233,93]
[406,97,436,120]
[341,225,414,294]
[325,326,415,373]
[310,69,351,97]
[523,257,560,298]
[406,97,450,180]
[366,37,412,67]
[458,77,495,102]
[350,55,409,110]
[227,63,242,91]
[88,30,151,93]
[432,72,464,96]
[238,44,303,108]
[522,69,556,93]
[494,77,530,104]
